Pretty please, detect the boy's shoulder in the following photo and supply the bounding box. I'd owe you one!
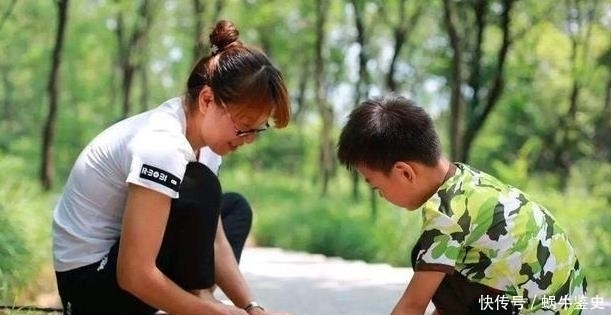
[425,162,538,224]
[443,163,514,195]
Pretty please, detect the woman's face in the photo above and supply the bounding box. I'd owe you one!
[199,99,269,156]
[189,86,270,156]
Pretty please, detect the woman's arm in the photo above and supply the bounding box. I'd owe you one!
[213,218,287,315]
[213,217,255,308]
[117,184,246,315]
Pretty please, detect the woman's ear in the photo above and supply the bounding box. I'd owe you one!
[394,161,416,182]
[197,86,214,114]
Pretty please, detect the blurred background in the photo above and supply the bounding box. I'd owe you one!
[0,0,610,309]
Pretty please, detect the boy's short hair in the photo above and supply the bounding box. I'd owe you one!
[337,94,442,173]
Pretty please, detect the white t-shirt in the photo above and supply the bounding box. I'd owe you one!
[52,97,222,272]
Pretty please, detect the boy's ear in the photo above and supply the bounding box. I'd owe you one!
[394,161,416,182]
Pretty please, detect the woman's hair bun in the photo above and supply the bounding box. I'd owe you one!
[209,20,240,54]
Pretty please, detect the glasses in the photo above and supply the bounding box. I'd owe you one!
[233,121,270,137]
[218,99,269,137]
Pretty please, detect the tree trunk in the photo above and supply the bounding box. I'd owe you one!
[40,0,70,190]
[291,59,310,125]
[0,0,17,33]
[443,0,465,162]
[192,0,205,62]
[595,73,611,160]
[191,0,224,62]
[114,0,156,118]
[553,0,598,185]
[1,64,12,132]
[380,0,424,92]
[443,0,514,163]
[139,53,150,113]
[314,0,334,196]
[462,0,514,162]
[348,0,367,203]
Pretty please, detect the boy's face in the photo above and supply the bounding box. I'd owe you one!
[356,162,422,210]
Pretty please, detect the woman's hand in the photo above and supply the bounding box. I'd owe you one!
[211,303,249,315]
[247,307,290,315]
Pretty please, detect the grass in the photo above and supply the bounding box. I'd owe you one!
[0,155,56,307]
[220,167,424,266]
[0,308,60,315]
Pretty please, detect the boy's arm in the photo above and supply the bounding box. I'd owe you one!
[390,270,446,315]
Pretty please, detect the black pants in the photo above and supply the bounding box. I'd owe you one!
[56,163,253,315]
[411,243,518,315]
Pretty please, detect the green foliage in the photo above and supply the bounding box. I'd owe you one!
[0,311,58,315]
[0,208,29,302]
[0,310,61,315]
[222,125,306,174]
[221,167,422,267]
[0,154,55,304]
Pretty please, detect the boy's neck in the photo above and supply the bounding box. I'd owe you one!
[415,157,455,208]
[441,158,456,183]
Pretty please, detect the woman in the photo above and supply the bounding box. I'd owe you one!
[52,20,290,315]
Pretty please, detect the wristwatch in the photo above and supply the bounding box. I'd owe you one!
[244,301,265,313]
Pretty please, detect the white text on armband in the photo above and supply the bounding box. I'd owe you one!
[139,164,181,192]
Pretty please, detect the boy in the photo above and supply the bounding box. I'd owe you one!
[336,94,586,315]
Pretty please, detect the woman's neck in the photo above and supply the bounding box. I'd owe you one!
[183,102,205,154]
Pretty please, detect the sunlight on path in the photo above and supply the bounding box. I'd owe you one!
[28,246,610,315]
[220,247,610,315]
[216,247,435,315]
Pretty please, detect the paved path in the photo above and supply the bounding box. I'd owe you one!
[217,247,611,315]
[31,246,610,314]
[216,247,433,315]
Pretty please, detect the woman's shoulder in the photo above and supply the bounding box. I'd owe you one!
[147,97,187,132]
[125,98,194,163]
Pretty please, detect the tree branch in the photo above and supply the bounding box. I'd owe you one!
[0,0,17,32]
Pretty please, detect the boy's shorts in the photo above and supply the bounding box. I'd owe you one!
[432,271,519,315]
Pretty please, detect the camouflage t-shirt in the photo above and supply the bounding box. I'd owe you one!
[413,163,587,314]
